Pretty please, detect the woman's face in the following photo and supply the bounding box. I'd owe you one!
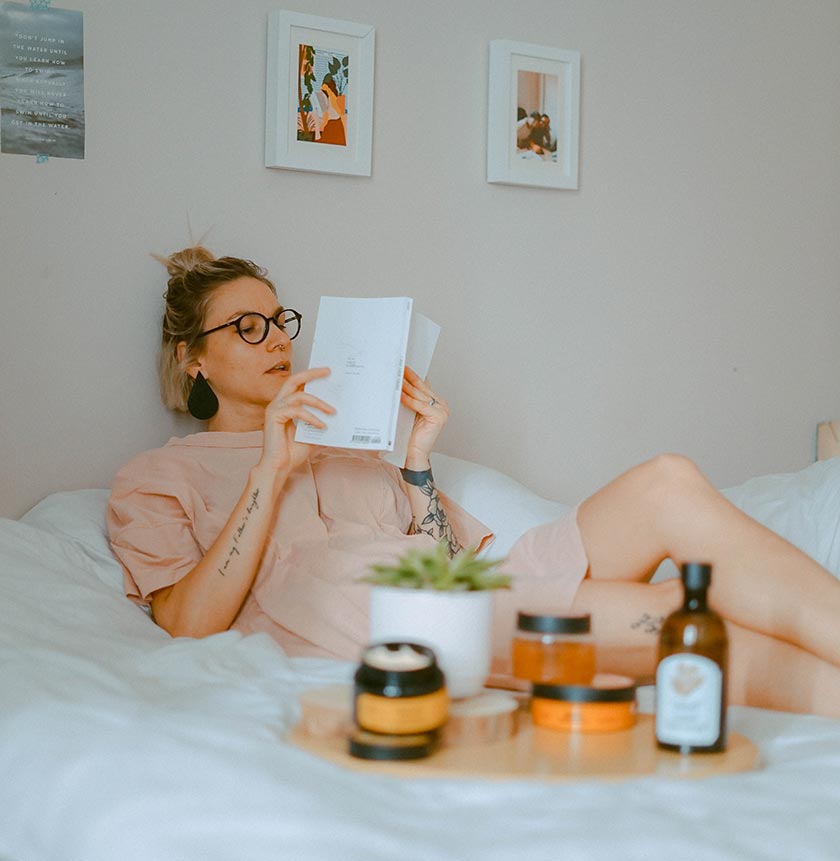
[190,276,292,429]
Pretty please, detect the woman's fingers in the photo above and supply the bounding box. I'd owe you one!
[275,366,331,399]
[284,391,336,415]
[404,365,423,385]
[402,379,448,415]
[270,367,335,417]
[285,407,328,429]
[402,367,447,410]
[268,403,328,429]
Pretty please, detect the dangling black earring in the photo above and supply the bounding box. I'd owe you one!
[187,372,219,420]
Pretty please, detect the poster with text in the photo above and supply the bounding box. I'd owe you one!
[0,1,84,159]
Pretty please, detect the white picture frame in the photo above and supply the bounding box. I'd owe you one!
[487,40,580,190]
[265,10,375,176]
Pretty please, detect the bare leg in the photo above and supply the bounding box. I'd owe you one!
[727,622,840,717]
[569,580,840,718]
[576,454,840,669]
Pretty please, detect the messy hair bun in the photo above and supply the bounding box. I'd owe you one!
[156,244,217,280]
[156,245,276,414]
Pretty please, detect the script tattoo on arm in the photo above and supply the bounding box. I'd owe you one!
[630,613,665,634]
[407,476,463,558]
[218,489,260,577]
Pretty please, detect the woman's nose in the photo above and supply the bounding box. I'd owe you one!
[266,320,292,350]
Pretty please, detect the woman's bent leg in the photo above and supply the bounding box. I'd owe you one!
[570,579,840,717]
[726,622,840,717]
[576,454,840,668]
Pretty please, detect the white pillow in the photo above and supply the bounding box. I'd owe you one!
[20,488,124,591]
[17,457,566,591]
[721,457,840,578]
[431,452,569,558]
[23,457,840,592]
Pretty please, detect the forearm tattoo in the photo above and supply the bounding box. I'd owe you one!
[630,613,664,634]
[407,476,463,558]
[218,489,260,577]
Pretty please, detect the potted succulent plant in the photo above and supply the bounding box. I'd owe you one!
[361,542,511,699]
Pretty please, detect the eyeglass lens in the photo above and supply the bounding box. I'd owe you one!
[237,311,299,344]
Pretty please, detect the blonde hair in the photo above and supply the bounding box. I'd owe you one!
[157,246,276,412]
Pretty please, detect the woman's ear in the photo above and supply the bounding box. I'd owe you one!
[177,341,202,382]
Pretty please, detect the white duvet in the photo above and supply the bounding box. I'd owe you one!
[3,455,840,860]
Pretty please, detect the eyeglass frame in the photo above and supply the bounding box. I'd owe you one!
[195,308,302,345]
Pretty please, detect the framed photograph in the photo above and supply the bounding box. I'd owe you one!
[487,40,580,190]
[265,10,375,176]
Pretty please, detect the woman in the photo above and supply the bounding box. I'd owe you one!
[109,246,840,717]
[313,77,346,146]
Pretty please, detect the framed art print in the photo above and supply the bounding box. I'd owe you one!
[487,40,580,190]
[265,10,374,176]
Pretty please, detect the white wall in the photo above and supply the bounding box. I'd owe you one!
[3,0,840,518]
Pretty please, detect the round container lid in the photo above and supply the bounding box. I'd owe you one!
[354,642,445,698]
[532,673,637,704]
[362,642,434,671]
[516,612,591,634]
[348,729,437,761]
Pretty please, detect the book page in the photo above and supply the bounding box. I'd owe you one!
[382,312,441,467]
[295,297,413,450]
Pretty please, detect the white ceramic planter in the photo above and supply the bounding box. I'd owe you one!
[368,587,495,699]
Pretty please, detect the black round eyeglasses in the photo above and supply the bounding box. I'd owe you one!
[196,309,302,345]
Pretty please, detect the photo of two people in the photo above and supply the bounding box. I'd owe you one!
[515,70,559,162]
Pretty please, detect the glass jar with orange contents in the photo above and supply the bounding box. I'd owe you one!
[511,612,596,685]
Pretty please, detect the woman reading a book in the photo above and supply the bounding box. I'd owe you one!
[108,246,840,716]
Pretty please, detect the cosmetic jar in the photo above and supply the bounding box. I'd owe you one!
[348,728,438,761]
[353,642,448,736]
[512,612,596,685]
[531,674,637,733]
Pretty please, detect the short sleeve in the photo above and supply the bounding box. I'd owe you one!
[107,473,203,606]
[435,490,494,554]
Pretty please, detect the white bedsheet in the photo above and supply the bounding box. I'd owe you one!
[3,456,840,860]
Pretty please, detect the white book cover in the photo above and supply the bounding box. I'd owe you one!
[295,297,440,455]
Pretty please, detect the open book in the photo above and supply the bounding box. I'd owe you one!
[295,297,441,466]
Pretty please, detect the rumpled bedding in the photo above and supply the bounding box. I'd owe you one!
[3,454,840,860]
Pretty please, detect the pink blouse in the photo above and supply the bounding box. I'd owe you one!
[108,432,589,671]
[107,432,493,659]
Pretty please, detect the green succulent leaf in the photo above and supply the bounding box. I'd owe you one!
[360,541,512,591]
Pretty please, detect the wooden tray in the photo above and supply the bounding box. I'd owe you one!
[288,691,759,783]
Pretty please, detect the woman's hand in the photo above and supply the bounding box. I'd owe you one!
[260,367,334,475]
[401,366,449,469]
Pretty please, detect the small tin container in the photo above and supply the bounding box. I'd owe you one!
[512,612,596,685]
[531,674,637,733]
[353,642,448,736]
[348,728,438,761]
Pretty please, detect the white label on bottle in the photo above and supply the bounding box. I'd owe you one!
[655,653,722,746]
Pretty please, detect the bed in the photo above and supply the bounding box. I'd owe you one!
[3,452,840,860]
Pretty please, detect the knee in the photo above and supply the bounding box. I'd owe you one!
[638,453,709,507]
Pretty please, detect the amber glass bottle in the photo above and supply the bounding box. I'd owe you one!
[655,562,728,753]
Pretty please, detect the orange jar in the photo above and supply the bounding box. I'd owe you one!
[353,643,448,736]
[531,674,637,733]
[512,613,596,685]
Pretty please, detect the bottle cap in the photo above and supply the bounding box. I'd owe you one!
[516,612,591,634]
[681,562,712,590]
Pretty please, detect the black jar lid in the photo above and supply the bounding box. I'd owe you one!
[532,674,637,704]
[348,729,438,761]
[516,612,591,635]
[354,642,445,698]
